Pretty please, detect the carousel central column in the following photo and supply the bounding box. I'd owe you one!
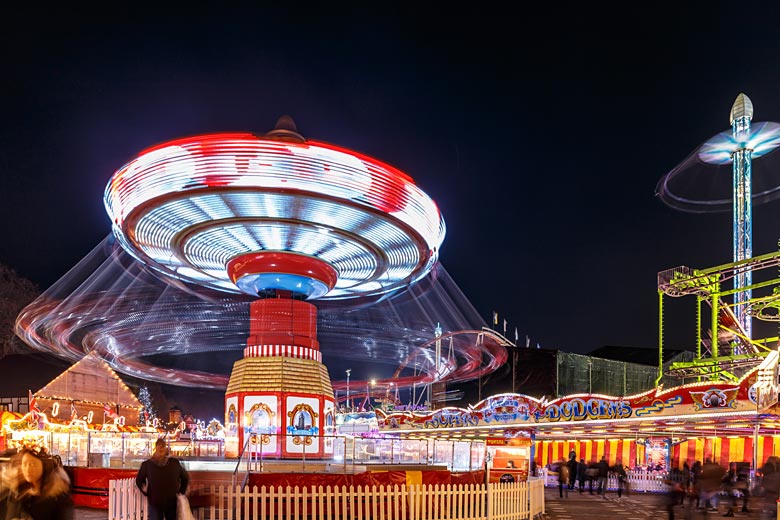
[224,295,335,458]
[223,252,337,459]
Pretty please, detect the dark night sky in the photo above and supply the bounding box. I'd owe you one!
[3,4,780,416]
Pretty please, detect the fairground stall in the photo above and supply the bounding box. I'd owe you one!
[374,348,780,475]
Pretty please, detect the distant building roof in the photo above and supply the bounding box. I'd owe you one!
[36,352,141,408]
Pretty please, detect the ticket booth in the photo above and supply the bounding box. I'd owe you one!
[644,437,671,471]
[487,437,532,483]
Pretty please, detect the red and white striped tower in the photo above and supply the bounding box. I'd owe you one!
[224,252,338,458]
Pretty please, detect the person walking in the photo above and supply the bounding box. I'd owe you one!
[612,463,628,499]
[0,446,74,520]
[734,462,750,513]
[721,461,737,517]
[136,438,190,520]
[586,461,598,494]
[664,480,686,520]
[679,462,690,505]
[566,452,578,490]
[698,458,725,515]
[576,458,588,493]
[758,456,780,519]
[597,456,609,497]
[557,461,570,498]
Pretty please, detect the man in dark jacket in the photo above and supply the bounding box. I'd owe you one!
[566,452,578,490]
[597,457,609,497]
[136,438,189,520]
[759,456,780,516]
[612,464,628,498]
[698,458,725,513]
[576,458,588,493]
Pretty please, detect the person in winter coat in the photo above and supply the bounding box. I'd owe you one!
[758,456,780,518]
[734,462,750,513]
[698,458,725,513]
[576,459,588,493]
[557,462,570,498]
[136,438,190,520]
[664,480,686,520]
[612,464,628,498]
[721,461,739,517]
[0,447,74,520]
[586,462,599,494]
[597,457,609,497]
[566,453,578,490]
[690,460,702,507]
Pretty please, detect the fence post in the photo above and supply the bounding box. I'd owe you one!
[108,479,114,520]
[451,442,455,471]
[343,437,347,473]
[469,440,473,471]
[259,437,264,473]
[486,482,493,520]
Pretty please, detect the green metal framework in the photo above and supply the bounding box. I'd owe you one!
[657,250,780,383]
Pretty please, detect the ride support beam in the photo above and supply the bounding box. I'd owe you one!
[657,291,664,386]
[711,291,719,380]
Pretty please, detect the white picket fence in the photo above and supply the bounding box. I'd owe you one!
[539,468,671,493]
[108,478,545,520]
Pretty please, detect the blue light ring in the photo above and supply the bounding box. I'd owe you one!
[233,272,330,299]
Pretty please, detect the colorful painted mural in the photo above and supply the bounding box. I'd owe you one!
[376,371,760,432]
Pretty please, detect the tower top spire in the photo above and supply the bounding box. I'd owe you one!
[265,114,305,142]
[729,93,753,125]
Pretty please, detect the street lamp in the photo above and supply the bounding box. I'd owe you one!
[345,369,351,410]
[366,379,376,410]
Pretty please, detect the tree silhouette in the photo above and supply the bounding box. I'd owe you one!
[0,263,39,357]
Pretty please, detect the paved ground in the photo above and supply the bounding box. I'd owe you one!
[74,507,107,519]
[542,486,774,520]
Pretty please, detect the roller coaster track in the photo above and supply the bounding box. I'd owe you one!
[658,250,780,381]
[658,250,780,298]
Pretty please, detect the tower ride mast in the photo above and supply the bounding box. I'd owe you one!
[730,94,754,344]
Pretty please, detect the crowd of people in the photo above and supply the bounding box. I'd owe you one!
[663,456,780,519]
[554,452,629,499]
[550,452,780,520]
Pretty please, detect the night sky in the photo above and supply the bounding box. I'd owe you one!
[3,5,780,415]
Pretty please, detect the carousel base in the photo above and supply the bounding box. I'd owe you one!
[68,460,476,509]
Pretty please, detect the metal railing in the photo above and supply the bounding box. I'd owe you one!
[8,429,485,475]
